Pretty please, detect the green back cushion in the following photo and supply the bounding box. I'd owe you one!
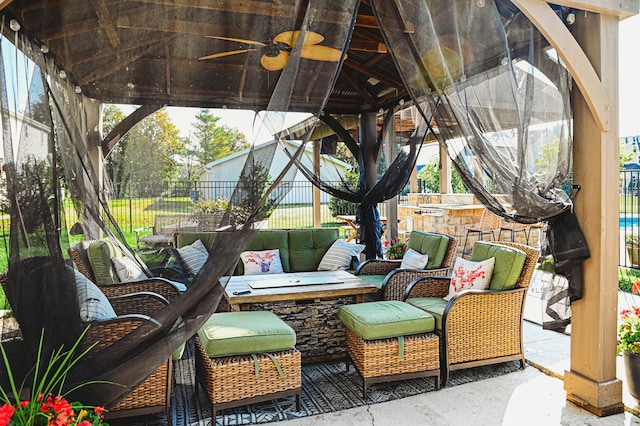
[198,311,296,357]
[176,232,216,250]
[287,228,338,272]
[470,242,526,290]
[87,239,121,284]
[407,231,450,269]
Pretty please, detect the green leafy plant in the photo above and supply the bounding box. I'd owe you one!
[618,305,640,355]
[385,240,407,260]
[0,328,109,425]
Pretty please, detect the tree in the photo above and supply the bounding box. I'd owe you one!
[192,109,250,165]
[417,157,466,193]
[103,106,184,197]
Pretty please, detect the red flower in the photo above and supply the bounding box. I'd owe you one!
[0,403,14,426]
[633,280,640,295]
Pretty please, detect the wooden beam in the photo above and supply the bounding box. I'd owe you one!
[90,0,121,48]
[0,0,13,12]
[339,69,376,103]
[545,0,639,19]
[513,0,611,131]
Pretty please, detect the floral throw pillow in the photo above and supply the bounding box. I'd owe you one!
[444,257,495,301]
[240,249,284,275]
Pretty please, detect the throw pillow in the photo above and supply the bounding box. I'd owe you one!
[444,257,496,301]
[317,239,365,271]
[112,256,147,282]
[240,249,284,275]
[71,268,117,322]
[177,239,209,275]
[400,248,429,270]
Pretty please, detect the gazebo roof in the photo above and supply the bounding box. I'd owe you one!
[1,0,538,115]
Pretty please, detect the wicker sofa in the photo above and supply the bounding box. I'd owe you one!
[174,228,351,275]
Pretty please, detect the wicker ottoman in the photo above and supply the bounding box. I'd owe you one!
[195,311,301,418]
[338,301,440,397]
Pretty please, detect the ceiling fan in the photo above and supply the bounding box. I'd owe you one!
[198,30,346,71]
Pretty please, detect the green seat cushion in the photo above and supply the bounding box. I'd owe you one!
[406,297,448,330]
[288,229,338,272]
[87,239,121,284]
[470,242,526,290]
[356,275,386,290]
[338,301,435,340]
[407,231,450,269]
[197,311,296,357]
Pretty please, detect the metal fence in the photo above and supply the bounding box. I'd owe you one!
[621,170,640,270]
[108,180,405,232]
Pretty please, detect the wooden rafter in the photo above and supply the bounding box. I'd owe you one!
[77,36,178,84]
[339,69,375,103]
[90,0,121,48]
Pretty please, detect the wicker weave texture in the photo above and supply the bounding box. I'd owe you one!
[356,260,401,276]
[446,289,526,365]
[112,360,171,411]
[383,268,449,301]
[195,337,301,405]
[345,328,439,379]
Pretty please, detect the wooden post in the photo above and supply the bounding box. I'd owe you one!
[439,144,452,194]
[84,98,103,240]
[385,108,398,243]
[564,10,623,416]
[313,139,321,228]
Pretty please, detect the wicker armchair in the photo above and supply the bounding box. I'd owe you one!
[80,290,173,423]
[356,231,457,301]
[403,241,539,386]
[68,241,182,302]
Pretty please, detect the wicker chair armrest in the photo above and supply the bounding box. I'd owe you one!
[382,267,450,301]
[109,291,170,317]
[356,259,401,276]
[442,288,528,364]
[98,278,181,302]
[403,276,451,300]
[82,314,161,352]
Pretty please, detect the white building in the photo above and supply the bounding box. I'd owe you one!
[198,139,350,204]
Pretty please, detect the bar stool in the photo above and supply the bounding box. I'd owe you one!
[498,218,530,243]
[462,209,501,258]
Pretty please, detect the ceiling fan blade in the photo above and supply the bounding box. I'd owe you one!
[301,45,345,62]
[207,35,266,46]
[198,49,254,60]
[260,52,289,71]
[274,31,324,47]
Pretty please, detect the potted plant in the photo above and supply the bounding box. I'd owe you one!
[618,305,640,403]
[626,234,639,267]
[386,241,407,260]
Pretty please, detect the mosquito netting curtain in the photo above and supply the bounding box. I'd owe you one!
[0,1,359,408]
[0,0,578,409]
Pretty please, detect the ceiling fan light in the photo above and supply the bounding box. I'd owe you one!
[9,19,20,31]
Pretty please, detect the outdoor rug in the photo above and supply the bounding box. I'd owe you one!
[112,338,522,426]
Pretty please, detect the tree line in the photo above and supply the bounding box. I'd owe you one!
[102,106,250,198]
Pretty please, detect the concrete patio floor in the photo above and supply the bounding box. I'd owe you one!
[266,277,640,426]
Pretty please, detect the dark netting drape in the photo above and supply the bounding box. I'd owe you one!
[0,0,359,408]
[372,0,584,329]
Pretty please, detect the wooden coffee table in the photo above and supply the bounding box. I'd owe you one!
[223,270,378,362]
